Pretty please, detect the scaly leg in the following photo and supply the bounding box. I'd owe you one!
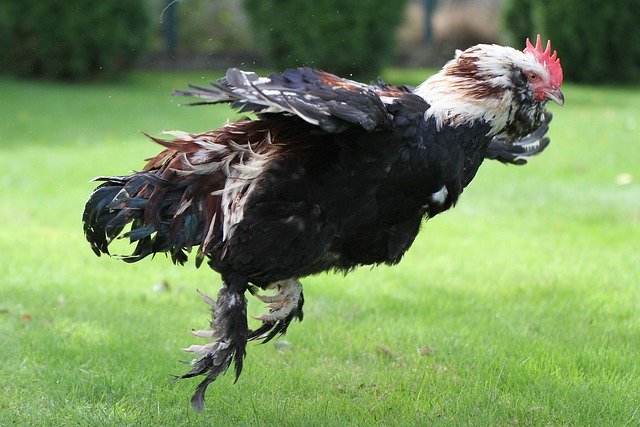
[248,277,304,343]
[178,275,248,412]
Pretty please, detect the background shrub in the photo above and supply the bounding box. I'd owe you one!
[145,0,254,55]
[0,0,149,80]
[503,0,640,83]
[243,0,407,79]
[501,0,538,49]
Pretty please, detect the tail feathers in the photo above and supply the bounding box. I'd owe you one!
[82,173,206,265]
[82,179,130,256]
[83,122,276,265]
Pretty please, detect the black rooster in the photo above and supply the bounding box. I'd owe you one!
[83,35,563,410]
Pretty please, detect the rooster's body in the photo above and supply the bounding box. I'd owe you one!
[83,36,563,410]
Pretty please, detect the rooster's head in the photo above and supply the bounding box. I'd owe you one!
[415,35,564,139]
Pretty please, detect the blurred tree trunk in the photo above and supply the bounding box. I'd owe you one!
[423,0,437,46]
[163,0,178,55]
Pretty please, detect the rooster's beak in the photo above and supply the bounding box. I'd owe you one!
[545,88,564,106]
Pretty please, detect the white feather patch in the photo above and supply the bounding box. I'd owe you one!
[430,185,449,205]
[413,44,545,135]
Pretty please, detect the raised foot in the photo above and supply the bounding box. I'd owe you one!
[248,277,304,343]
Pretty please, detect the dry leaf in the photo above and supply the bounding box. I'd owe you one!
[616,173,633,186]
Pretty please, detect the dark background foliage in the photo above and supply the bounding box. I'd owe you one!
[243,0,408,79]
[0,0,149,80]
[503,0,640,83]
[1,0,638,84]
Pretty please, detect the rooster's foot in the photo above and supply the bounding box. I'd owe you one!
[248,277,304,343]
[179,284,248,411]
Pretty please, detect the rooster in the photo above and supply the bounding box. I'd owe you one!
[83,35,563,410]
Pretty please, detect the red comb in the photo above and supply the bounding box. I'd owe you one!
[524,34,563,87]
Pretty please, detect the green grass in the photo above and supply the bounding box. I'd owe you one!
[1,69,639,425]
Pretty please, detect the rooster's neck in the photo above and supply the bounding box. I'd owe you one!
[413,44,532,136]
[413,73,516,136]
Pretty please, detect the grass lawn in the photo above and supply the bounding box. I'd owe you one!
[1,69,639,425]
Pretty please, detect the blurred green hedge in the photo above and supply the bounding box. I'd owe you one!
[503,0,640,83]
[244,0,407,79]
[0,0,149,80]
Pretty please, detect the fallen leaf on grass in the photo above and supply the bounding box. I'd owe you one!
[375,344,395,357]
[374,344,408,365]
[418,345,434,356]
[375,344,402,362]
[152,281,171,293]
[616,173,633,186]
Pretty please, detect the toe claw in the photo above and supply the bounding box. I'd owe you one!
[248,278,304,343]
[255,293,284,304]
[182,343,214,355]
[197,290,216,307]
[267,300,287,310]
[191,329,215,338]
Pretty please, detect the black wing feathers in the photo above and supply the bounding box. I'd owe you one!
[174,67,411,133]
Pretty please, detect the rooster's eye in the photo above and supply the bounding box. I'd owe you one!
[527,73,538,82]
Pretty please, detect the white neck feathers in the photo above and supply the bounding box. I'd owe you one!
[413,44,530,135]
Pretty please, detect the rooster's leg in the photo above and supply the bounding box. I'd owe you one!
[248,277,304,343]
[178,274,248,412]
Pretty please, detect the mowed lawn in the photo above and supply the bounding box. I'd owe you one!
[1,70,639,425]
